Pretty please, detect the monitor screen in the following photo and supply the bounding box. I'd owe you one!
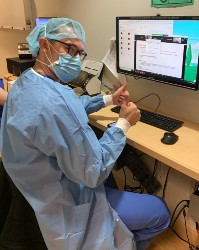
[35,17,55,26]
[116,16,199,90]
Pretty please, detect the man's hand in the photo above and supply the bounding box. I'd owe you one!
[119,98,141,126]
[112,81,129,106]
[112,81,140,126]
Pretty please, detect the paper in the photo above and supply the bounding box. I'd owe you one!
[7,80,16,91]
[151,0,194,8]
[102,37,126,84]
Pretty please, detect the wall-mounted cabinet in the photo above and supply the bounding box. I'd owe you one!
[0,0,34,30]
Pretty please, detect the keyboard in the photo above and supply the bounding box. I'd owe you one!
[111,106,184,132]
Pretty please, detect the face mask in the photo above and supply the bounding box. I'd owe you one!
[49,53,81,83]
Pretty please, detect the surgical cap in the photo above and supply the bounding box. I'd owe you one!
[26,18,86,56]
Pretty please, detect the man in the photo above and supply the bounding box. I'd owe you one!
[1,18,170,250]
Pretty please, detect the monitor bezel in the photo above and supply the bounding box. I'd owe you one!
[116,16,199,91]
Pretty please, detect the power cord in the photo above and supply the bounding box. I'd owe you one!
[195,222,199,250]
[170,200,195,249]
[170,200,189,228]
[183,208,194,250]
[171,207,194,250]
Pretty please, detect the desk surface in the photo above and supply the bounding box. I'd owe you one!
[89,105,199,181]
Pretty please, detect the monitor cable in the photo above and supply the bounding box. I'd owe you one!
[134,92,161,112]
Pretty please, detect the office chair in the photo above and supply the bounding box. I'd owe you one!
[0,160,47,250]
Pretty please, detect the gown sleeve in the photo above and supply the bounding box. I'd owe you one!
[79,94,105,115]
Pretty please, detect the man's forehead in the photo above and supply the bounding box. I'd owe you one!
[62,38,83,44]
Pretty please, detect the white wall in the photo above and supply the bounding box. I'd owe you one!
[0,0,198,235]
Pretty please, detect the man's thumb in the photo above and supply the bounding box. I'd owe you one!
[120,81,127,90]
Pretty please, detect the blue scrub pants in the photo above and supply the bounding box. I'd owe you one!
[105,187,170,250]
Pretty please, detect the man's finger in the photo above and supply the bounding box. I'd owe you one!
[113,81,127,92]
[119,81,127,91]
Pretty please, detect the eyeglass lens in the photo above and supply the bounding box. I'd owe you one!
[68,45,86,61]
[49,39,87,60]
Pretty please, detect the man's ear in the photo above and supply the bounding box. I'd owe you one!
[39,38,49,53]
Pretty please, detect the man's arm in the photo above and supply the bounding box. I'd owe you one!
[79,82,129,115]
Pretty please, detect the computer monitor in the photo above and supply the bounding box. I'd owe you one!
[116,16,199,90]
[35,17,55,26]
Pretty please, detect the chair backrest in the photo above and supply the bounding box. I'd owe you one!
[0,160,47,250]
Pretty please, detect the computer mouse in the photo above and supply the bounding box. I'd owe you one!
[161,132,179,145]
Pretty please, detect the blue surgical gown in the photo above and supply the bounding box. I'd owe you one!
[1,69,136,250]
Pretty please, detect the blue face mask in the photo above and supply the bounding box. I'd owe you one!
[50,54,81,83]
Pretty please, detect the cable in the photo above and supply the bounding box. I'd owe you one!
[172,228,194,249]
[101,82,114,93]
[170,203,194,250]
[152,159,158,176]
[124,184,144,193]
[122,167,127,187]
[123,167,144,193]
[195,222,199,250]
[170,200,189,228]
[134,92,161,111]
[162,166,171,200]
[133,76,141,80]
[183,208,194,250]
[170,204,188,229]
[122,167,144,193]
[146,159,158,188]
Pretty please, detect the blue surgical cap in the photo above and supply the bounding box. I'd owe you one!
[26,18,86,56]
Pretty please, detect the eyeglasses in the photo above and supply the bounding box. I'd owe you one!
[49,39,87,61]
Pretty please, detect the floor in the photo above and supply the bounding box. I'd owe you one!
[148,228,189,250]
